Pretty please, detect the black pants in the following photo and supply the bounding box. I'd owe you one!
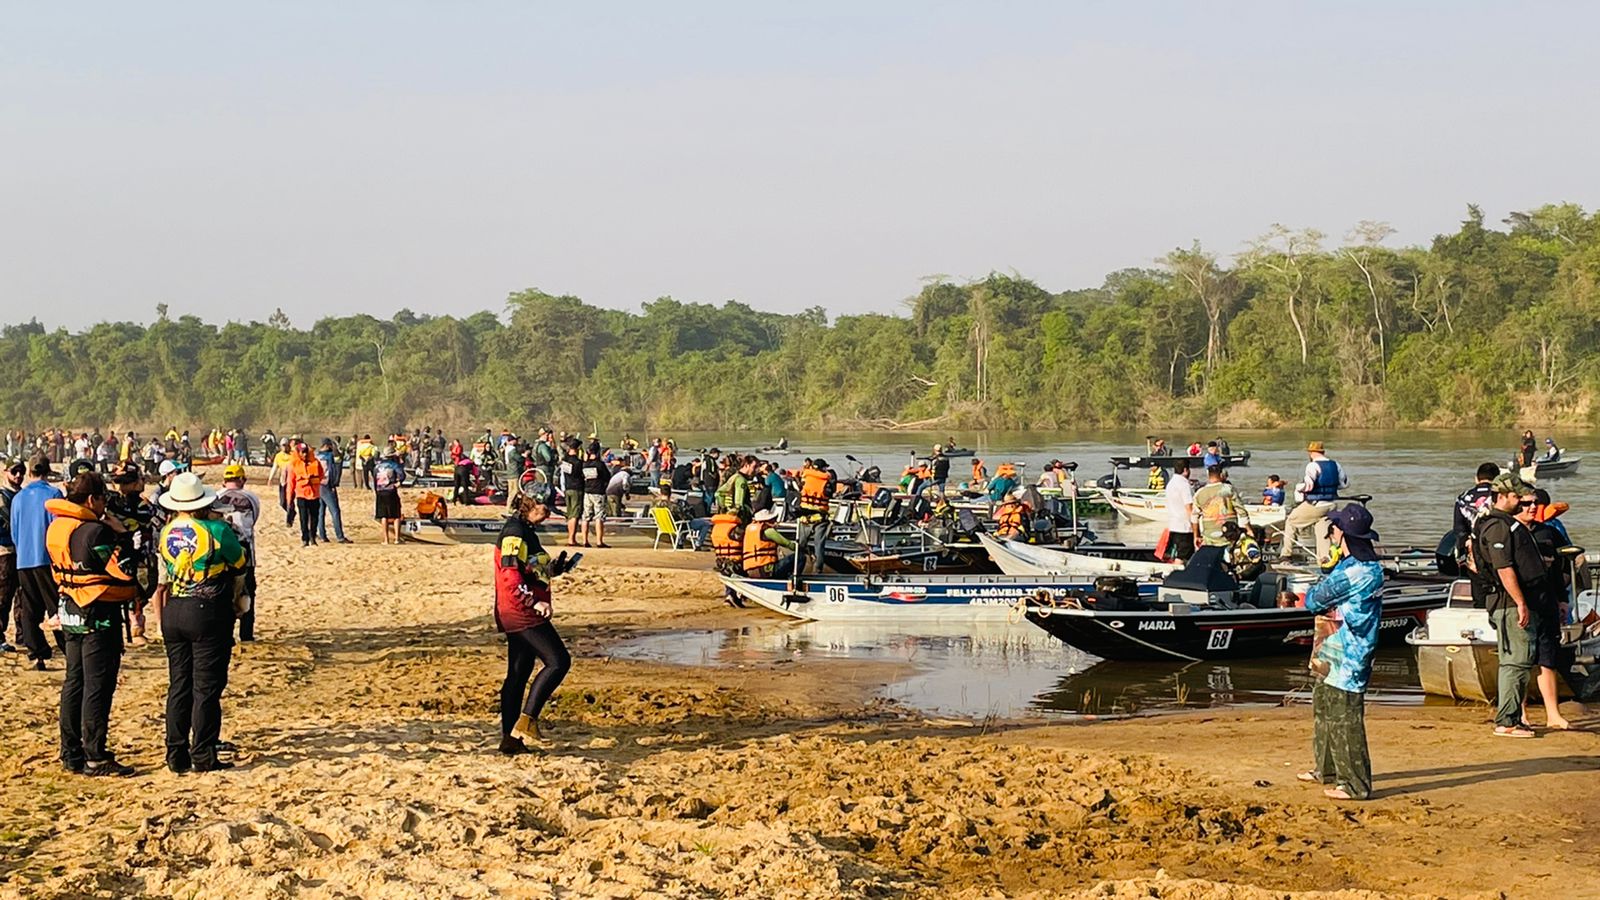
[295,497,320,545]
[0,553,15,645]
[279,482,294,526]
[236,542,258,641]
[61,624,124,766]
[500,623,570,735]
[15,566,62,661]
[163,594,236,769]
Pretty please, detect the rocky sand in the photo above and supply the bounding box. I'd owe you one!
[3,472,1599,899]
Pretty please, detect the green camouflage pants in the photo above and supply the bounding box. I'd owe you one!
[1491,606,1537,728]
[1311,682,1371,800]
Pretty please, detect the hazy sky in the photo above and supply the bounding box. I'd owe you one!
[4,2,1596,330]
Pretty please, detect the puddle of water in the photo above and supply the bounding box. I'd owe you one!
[611,622,1430,720]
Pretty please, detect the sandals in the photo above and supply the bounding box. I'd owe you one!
[1296,771,1325,783]
[1323,787,1354,800]
[1494,725,1536,739]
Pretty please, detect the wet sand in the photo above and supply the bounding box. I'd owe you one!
[2,473,1598,898]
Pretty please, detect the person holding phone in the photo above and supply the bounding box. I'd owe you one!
[494,486,575,755]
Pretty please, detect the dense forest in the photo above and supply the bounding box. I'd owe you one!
[3,204,1598,434]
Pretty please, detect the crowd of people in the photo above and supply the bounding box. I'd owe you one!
[1,454,260,776]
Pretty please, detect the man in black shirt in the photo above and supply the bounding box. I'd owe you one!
[580,447,607,548]
[559,439,585,547]
[1525,490,1573,730]
[1469,473,1544,737]
[930,446,950,494]
[1451,462,1499,565]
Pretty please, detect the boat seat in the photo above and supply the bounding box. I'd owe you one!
[1245,573,1284,609]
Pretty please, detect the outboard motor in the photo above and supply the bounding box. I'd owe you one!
[955,508,983,539]
[1434,531,1460,578]
[1156,546,1239,608]
[1095,473,1119,490]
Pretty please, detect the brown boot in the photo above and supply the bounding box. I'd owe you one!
[510,714,543,744]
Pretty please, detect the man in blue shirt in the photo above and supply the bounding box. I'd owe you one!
[11,456,65,667]
[1300,504,1385,801]
[315,439,352,544]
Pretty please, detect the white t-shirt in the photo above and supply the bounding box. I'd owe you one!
[1165,474,1195,532]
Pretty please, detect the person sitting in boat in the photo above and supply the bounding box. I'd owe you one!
[1186,441,1203,458]
[1147,437,1168,457]
[1216,436,1232,456]
[709,512,746,575]
[741,508,796,578]
[993,488,1031,540]
[1202,441,1222,468]
[1220,521,1264,581]
[776,437,788,451]
[1147,464,1167,491]
[1261,475,1286,507]
[969,458,988,491]
[1037,460,1064,491]
[987,463,1018,504]
[416,491,449,524]
[1541,437,1562,463]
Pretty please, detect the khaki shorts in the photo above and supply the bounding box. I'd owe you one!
[582,493,606,522]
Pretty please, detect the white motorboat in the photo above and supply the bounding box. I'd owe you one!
[977,533,1178,578]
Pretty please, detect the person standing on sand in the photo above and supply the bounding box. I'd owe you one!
[494,488,574,755]
[12,456,65,669]
[268,440,295,528]
[285,441,325,548]
[154,473,246,773]
[373,450,405,544]
[1467,473,1544,739]
[213,464,262,642]
[1300,505,1386,801]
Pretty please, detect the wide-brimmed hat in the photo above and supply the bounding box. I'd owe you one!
[753,508,778,522]
[1306,441,1326,453]
[159,472,219,511]
[1326,505,1379,543]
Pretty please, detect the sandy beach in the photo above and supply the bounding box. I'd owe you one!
[3,473,1599,899]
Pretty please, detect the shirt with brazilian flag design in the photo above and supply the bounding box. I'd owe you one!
[159,514,246,601]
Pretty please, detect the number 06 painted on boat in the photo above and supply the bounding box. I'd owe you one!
[1205,629,1234,651]
[827,586,848,603]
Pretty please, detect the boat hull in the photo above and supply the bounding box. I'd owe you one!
[977,533,1177,578]
[1025,586,1449,661]
[723,574,1159,624]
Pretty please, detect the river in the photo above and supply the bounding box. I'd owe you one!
[663,428,1593,546]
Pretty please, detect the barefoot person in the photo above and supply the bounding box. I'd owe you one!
[1301,505,1385,801]
[494,487,573,755]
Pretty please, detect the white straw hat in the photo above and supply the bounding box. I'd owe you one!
[159,472,219,511]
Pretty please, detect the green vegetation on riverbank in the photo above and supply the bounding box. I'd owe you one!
[4,204,1598,432]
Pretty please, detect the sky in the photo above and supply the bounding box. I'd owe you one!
[3,1,1597,330]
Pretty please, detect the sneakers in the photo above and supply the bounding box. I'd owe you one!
[498,735,529,756]
[83,759,136,778]
[0,641,16,654]
[193,760,235,773]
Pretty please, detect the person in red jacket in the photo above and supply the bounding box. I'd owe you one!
[494,486,575,755]
[284,441,325,548]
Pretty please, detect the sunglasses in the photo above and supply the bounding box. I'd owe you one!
[1517,499,1537,509]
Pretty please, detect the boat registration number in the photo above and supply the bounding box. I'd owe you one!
[1206,629,1234,651]
[827,586,849,603]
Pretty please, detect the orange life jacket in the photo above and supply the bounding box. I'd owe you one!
[742,524,779,573]
[417,492,447,520]
[710,513,744,564]
[798,469,832,514]
[44,498,137,606]
[994,500,1028,538]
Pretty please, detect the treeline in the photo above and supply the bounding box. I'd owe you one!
[4,203,1599,433]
